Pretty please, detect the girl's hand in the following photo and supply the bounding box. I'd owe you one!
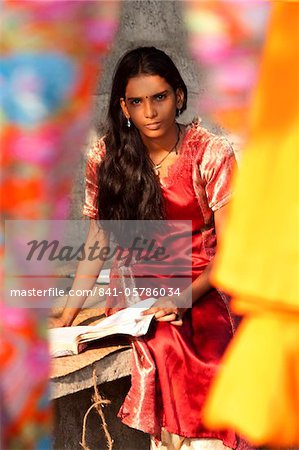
[48,307,74,328]
[142,297,187,327]
[48,315,67,328]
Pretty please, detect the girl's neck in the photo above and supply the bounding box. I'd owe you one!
[142,122,182,156]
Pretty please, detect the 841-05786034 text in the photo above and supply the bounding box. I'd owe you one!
[95,286,181,297]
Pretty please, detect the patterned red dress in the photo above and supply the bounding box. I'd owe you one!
[83,120,240,449]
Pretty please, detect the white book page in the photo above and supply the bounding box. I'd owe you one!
[49,297,156,357]
[49,326,91,357]
[91,297,156,330]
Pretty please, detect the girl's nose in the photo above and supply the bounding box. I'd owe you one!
[144,99,157,119]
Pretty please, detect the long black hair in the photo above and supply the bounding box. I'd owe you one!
[97,47,187,243]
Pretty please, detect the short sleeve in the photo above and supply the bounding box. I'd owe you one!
[199,136,236,212]
[83,137,106,219]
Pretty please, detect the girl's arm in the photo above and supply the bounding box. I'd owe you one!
[186,202,229,304]
[143,203,230,325]
[49,220,110,327]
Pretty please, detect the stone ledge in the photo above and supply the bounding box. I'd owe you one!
[50,348,132,400]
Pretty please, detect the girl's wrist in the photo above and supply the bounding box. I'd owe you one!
[178,287,192,309]
[61,310,76,327]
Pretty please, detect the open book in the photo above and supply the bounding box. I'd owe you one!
[49,298,156,358]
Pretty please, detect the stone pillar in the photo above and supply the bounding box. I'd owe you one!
[93,0,202,132]
[53,377,150,449]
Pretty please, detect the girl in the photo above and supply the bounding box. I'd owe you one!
[53,47,239,449]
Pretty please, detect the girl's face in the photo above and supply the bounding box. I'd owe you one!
[120,74,184,140]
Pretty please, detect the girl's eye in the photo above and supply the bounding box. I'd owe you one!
[155,94,166,101]
[130,99,141,105]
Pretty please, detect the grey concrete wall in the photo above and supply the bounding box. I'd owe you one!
[69,0,204,219]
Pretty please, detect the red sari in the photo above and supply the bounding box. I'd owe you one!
[83,120,241,449]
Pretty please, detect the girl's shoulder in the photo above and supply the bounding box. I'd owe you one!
[86,135,106,164]
[184,117,235,163]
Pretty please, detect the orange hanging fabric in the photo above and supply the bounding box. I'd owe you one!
[203,2,299,447]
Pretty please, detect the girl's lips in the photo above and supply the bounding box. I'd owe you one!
[144,122,161,130]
